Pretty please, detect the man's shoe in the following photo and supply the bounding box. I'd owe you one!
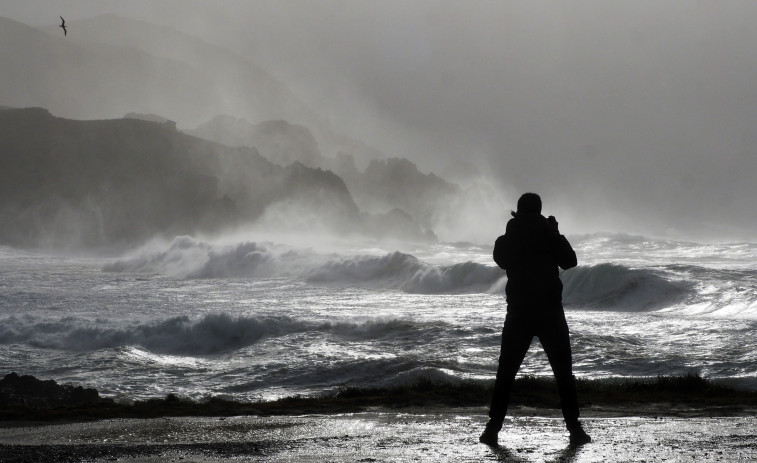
[568,421,591,446]
[479,427,499,446]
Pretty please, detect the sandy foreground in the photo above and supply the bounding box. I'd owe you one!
[1,407,755,462]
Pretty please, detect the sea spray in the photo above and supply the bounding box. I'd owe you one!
[105,237,506,294]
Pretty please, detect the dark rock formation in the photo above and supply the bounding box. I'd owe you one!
[124,112,177,130]
[0,372,108,409]
[0,108,361,249]
[345,158,459,230]
[361,208,437,242]
[190,115,324,168]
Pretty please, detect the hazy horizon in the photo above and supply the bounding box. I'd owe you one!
[4,1,757,241]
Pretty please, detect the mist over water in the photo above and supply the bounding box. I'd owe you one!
[4,1,757,240]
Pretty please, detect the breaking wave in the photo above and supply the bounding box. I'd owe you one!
[104,237,505,294]
[561,263,693,311]
[0,313,444,355]
[0,313,306,354]
[104,237,731,311]
[304,251,503,293]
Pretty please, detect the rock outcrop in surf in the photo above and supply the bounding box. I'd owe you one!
[0,372,108,408]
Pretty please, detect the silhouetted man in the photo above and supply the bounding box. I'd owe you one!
[479,193,590,446]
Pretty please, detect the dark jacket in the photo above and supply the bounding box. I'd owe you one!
[493,213,577,313]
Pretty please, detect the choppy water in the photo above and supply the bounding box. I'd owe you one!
[1,233,756,401]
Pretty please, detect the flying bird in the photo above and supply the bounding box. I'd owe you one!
[59,16,67,36]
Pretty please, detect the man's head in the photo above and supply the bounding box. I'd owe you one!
[517,192,542,215]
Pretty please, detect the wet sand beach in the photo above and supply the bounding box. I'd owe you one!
[2,407,755,462]
[3,374,756,461]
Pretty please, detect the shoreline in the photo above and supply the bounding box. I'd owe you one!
[2,372,756,424]
[3,373,756,461]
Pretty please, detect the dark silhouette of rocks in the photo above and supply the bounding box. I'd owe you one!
[346,158,459,230]
[0,372,108,409]
[0,108,360,249]
[190,115,449,241]
[191,117,458,229]
[190,115,324,168]
[361,208,438,242]
[16,14,382,166]
[0,13,457,246]
[124,112,176,129]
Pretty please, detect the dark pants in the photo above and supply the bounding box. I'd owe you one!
[486,310,580,431]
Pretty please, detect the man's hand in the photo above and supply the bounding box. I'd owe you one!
[547,215,559,232]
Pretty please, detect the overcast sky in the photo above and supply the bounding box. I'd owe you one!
[5,1,757,239]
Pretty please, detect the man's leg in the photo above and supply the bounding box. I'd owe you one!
[485,314,533,433]
[538,313,579,425]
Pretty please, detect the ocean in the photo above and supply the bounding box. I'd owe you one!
[1,233,756,403]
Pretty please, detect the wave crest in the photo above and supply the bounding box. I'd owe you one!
[561,263,692,311]
[0,313,309,354]
[104,239,697,308]
[106,238,506,294]
[306,251,504,293]
[0,313,445,355]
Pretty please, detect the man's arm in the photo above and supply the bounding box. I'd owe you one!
[553,234,577,270]
[493,234,508,269]
[547,216,577,269]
